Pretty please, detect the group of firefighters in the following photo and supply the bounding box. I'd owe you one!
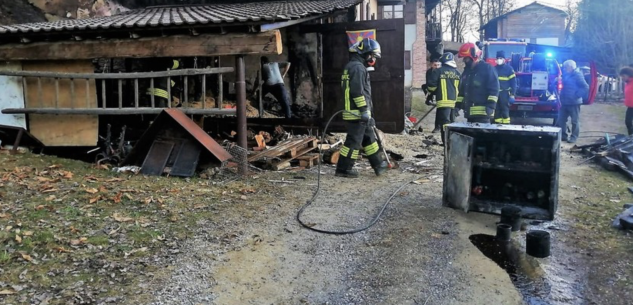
[335,38,517,178]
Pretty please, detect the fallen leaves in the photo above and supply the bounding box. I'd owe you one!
[70,237,88,246]
[19,252,32,262]
[15,234,22,243]
[85,188,99,194]
[0,289,15,295]
[113,213,134,223]
[52,246,72,253]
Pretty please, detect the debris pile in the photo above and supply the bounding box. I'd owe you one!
[574,134,633,181]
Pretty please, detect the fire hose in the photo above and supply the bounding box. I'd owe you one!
[296,110,415,235]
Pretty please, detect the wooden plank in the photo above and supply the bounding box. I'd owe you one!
[0,68,234,80]
[1,107,236,115]
[247,137,317,162]
[270,146,317,171]
[22,60,98,146]
[0,31,283,60]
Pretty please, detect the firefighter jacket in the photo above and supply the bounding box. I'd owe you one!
[495,64,517,96]
[146,59,181,99]
[457,61,500,117]
[427,66,461,108]
[341,54,372,121]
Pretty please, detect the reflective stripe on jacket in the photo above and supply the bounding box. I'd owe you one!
[495,64,517,95]
[457,61,500,117]
[342,55,372,120]
[428,66,461,108]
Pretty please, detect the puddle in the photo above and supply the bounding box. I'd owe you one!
[470,234,552,304]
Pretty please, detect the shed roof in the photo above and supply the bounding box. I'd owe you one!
[0,0,360,35]
[481,1,568,30]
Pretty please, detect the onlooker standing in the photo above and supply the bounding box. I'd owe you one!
[558,60,589,143]
[620,67,633,135]
[261,56,292,118]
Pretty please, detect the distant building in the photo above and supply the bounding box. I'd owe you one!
[481,1,568,47]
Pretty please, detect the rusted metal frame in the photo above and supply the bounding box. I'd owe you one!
[167,76,172,108]
[217,57,223,109]
[85,79,90,107]
[54,78,59,108]
[236,55,247,175]
[202,74,206,109]
[22,76,28,107]
[134,78,139,108]
[101,79,106,109]
[1,108,237,115]
[0,67,235,79]
[150,78,155,108]
[70,78,75,108]
[117,79,122,109]
[37,77,42,107]
[11,129,23,155]
[183,76,188,108]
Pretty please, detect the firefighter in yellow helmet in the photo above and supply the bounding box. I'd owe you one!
[336,38,388,178]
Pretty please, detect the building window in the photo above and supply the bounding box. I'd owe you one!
[382,5,403,19]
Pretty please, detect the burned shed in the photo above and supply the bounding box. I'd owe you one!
[0,0,385,154]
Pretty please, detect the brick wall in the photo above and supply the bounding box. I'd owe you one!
[411,0,426,88]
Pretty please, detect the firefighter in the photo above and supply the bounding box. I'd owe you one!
[494,51,517,124]
[423,57,442,133]
[146,58,182,107]
[456,42,500,123]
[426,52,461,144]
[335,38,388,178]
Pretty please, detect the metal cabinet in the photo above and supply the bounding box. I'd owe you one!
[442,123,561,220]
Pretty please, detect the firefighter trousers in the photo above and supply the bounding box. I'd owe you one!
[435,107,453,145]
[336,121,384,172]
[494,91,511,124]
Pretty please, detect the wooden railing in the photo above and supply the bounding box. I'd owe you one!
[0,68,236,115]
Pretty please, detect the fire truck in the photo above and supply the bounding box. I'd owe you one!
[482,39,598,124]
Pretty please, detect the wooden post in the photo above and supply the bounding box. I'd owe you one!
[236,55,247,175]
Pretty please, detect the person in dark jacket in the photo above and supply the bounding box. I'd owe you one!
[427,52,460,144]
[335,38,388,178]
[423,57,442,132]
[456,42,500,123]
[620,67,633,135]
[558,60,589,143]
[494,50,517,124]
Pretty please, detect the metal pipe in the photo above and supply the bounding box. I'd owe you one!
[236,55,247,175]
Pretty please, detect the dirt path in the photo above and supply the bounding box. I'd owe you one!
[143,94,633,305]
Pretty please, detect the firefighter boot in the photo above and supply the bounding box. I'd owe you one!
[368,153,389,176]
[335,155,359,178]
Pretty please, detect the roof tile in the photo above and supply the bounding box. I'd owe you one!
[0,0,360,35]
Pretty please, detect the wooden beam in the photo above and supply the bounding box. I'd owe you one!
[0,31,283,60]
[1,108,236,116]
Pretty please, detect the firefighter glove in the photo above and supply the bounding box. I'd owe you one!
[368,117,376,127]
[360,111,370,123]
[454,109,461,117]
[509,95,515,105]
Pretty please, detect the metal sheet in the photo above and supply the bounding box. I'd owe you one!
[170,140,202,177]
[163,109,232,162]
[140,140,174,176]
[443,132,474,212]
[0,61,26,128]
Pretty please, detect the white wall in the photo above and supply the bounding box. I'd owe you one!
[404,24,416,87]
[0,61,26,129]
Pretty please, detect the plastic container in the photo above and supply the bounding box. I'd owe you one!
[526,230,551,258]
[496,224,512,242]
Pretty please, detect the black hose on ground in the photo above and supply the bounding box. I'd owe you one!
[295,110,414,235]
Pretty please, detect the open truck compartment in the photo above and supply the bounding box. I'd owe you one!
[443,123,561,220]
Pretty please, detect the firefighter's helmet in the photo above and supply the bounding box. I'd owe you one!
[440,52,455,64]
[352,38,382,58]
[458,42,482,61]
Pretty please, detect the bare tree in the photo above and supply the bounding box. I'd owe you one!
[564,0,578,44]
[470,0,517,41]
[442,0,469,42]
[574,0,633,75]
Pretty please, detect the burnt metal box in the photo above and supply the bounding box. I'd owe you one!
[442,123,561,220]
